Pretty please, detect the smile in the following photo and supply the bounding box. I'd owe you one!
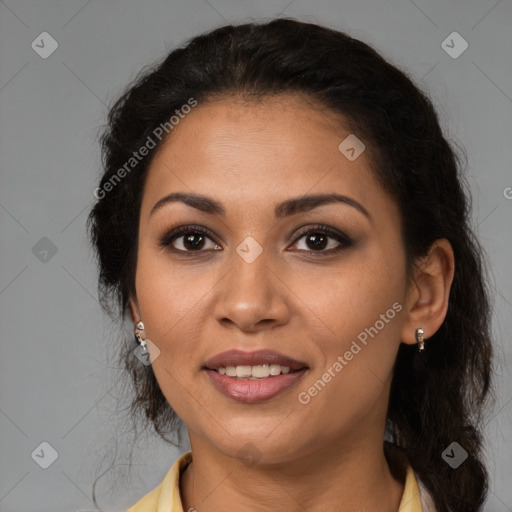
[202,349,309,403]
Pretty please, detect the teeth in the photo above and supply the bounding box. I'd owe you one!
[216,364,293,379]
[269,364,281,376]
[236,365,252,378]
[252,364,271,378]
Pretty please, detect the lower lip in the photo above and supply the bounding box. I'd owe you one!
[204,368,307,403]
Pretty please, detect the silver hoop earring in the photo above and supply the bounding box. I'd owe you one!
[416,328,425,352]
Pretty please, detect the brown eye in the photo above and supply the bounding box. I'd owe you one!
[290,224,352,254]
[159,225,221,252]
[302,232,329,251]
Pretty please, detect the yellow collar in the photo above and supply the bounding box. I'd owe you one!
[126,451,426,511]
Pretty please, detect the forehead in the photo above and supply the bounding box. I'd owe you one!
[152,93,354,165]
[141,94,394,222]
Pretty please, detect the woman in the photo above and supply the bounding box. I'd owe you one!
[88,18,494,512]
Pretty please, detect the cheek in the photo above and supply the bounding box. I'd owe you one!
[292,249,405,409]
[136,245,206,321]
[293,246,405,343]
[134,251,210,421]
[134,248,211,365]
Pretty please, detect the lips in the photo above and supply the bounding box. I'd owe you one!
[202,349,309,403]
[203,349,308,371]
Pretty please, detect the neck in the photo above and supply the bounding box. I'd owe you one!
[180,436,405,512]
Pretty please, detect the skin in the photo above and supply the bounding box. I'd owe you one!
[129,93,455,512]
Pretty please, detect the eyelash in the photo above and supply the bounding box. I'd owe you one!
[158,224,352,256]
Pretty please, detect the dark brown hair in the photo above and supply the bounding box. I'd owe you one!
[87,18,494,511]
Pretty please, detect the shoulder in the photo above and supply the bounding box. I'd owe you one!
[126,451,192,512]
[385,441,438,512]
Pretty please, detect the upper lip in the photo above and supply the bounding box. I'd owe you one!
[203,349,309,371]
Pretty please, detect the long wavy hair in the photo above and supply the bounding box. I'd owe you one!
[87,18,494,512]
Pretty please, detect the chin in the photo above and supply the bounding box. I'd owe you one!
[209,430,307,466]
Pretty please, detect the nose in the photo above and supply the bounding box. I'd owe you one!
[213,245,290,332]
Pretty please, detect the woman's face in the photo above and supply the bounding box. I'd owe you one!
[131,94,411,463]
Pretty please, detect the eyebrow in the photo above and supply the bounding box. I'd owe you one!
[149,192,371,221]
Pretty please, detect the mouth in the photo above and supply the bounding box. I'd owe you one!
[202,349,309,403]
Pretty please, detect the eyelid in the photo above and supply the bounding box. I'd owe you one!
[290,223,352,244]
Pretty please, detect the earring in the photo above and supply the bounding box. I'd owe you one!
[134,321,148,353]
[416,328,425,352]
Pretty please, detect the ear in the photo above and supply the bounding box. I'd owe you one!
[128,295,141,325]
[400,238,455,346]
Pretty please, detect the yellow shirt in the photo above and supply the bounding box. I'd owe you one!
[126,451,430,512]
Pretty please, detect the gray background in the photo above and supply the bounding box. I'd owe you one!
[1,0,511,510]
